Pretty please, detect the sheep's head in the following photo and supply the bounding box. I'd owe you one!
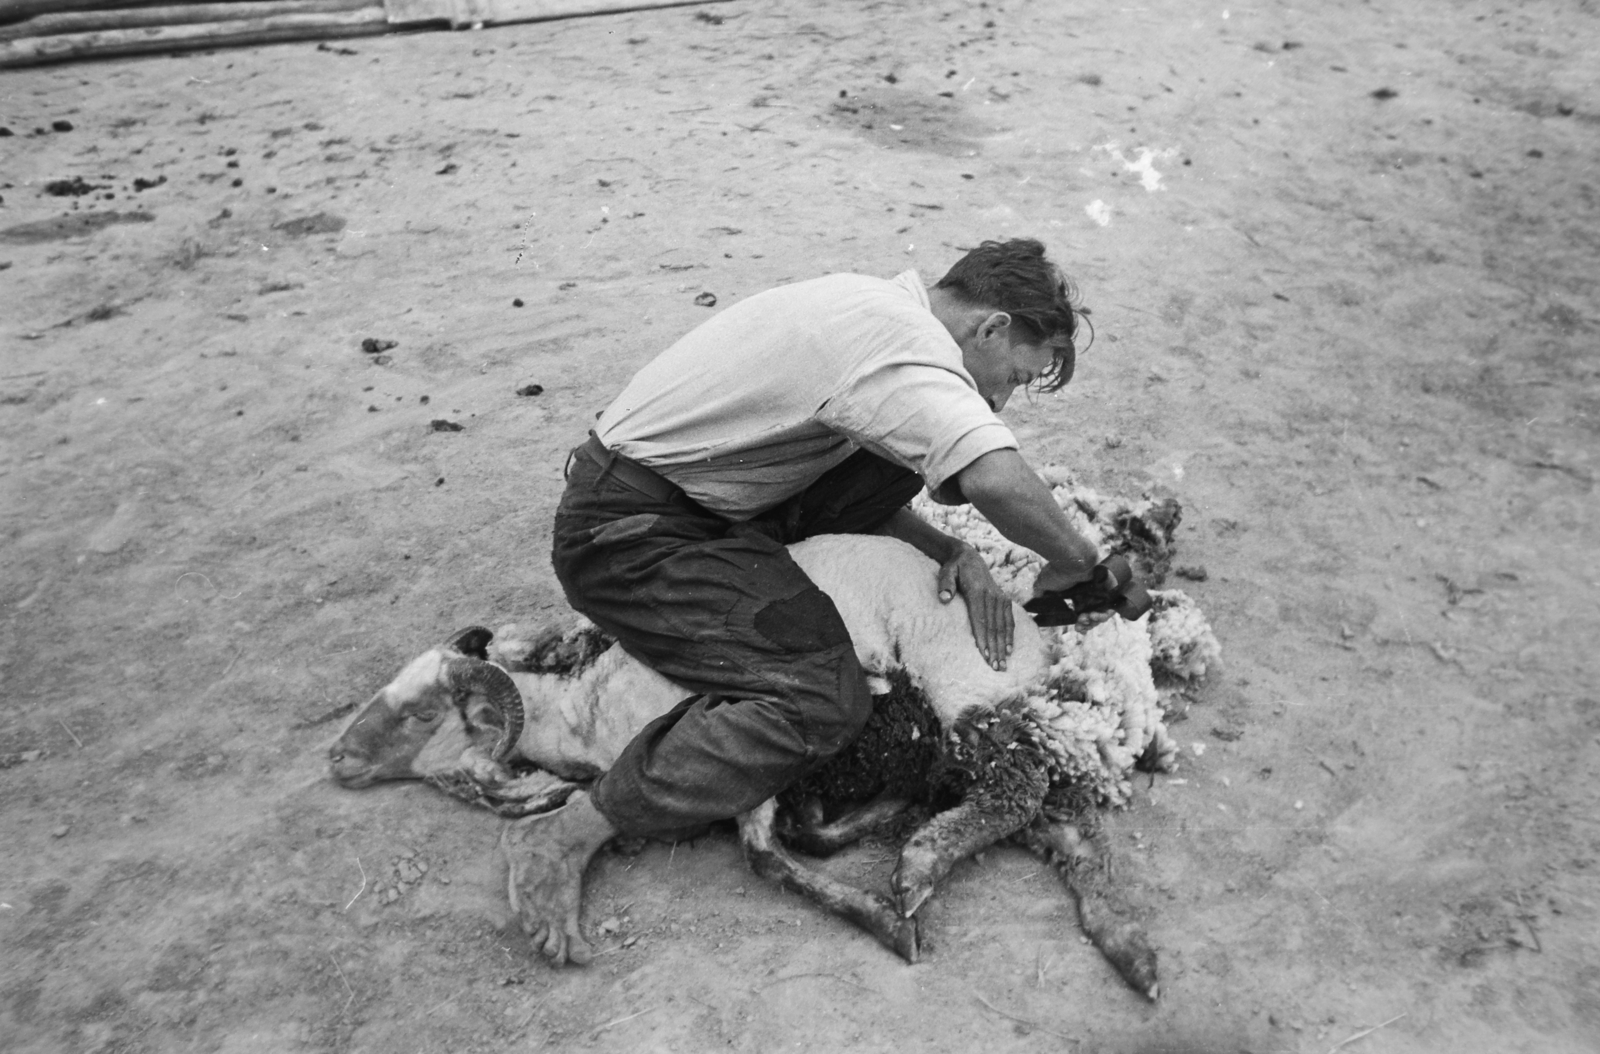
[329,627,524,789]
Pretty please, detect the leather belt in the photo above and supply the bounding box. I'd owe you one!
[575,432,688,505]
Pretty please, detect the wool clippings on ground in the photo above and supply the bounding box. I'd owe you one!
[1095,142,1180,192]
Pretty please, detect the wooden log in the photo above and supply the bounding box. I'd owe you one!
[0,0,724,27]
[384,0,729,29]
[1,1,277,25]
[483,0,728,21]
[0,0,372,42]
[0,7,388,68]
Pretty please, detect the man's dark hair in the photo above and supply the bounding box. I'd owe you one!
[935,238,1084,392]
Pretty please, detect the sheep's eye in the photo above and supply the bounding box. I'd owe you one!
[408,709,440,723]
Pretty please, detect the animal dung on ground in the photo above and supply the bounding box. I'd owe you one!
[44,176,103,197]
[516,384,544,397]
[51,119,73,132]
[512,298,524,307]
[1371,87,1399,100]
[430,419,463,433]
[694,291,718,307]
[360,338,397,354]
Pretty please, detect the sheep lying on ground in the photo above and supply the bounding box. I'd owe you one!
[330,489,1218,1000]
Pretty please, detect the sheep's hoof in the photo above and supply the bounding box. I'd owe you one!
[1091,923,1160,1001]
[891,848,938,919]
[890,915,920,964]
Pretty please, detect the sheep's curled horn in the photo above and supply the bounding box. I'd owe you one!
[441,627,523,761]
[446,625,494,661]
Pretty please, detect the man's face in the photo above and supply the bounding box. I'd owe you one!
[961,313,1059,412]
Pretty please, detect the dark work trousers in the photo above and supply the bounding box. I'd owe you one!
[551,441,924,838]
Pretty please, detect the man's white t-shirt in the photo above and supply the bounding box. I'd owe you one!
[594,270,1018,520]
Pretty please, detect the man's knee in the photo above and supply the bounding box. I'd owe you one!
[747,586,870,754]
[753,585,852,653]
[797,654,873,760]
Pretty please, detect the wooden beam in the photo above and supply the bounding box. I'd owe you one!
[1,1,279,25]
[0,6,388,68]
[0,0,372,42]
[488,0,730,22]
[384,0,730,29]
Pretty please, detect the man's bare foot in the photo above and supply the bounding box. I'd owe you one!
[500,791,616,965]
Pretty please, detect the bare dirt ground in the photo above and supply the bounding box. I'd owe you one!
[3,1,1599,1051]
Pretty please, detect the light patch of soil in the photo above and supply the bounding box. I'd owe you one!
[2,2,1598,1052]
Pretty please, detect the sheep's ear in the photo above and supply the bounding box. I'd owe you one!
[461,693,509,737]
[444,626,494,660]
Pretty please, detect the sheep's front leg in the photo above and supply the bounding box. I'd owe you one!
[489,771,583,817]
[738,799,920,962]
[425,769,581,818]
[1012,817,1160,1001]
[891,749,1049,918]
[779,794,916,857]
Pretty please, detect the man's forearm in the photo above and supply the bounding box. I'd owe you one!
[875,506,967,564]
[955,449,1099,576]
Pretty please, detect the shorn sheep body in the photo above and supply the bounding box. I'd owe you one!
[330,479,1219,1000]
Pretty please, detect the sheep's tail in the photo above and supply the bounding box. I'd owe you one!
[1012,817,1160,1001]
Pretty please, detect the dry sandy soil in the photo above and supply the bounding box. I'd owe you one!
[3,1,1599,1051]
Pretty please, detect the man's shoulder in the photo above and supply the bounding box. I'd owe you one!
[756,270,923,306]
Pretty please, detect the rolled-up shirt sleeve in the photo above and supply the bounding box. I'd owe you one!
[818,362,1019,499]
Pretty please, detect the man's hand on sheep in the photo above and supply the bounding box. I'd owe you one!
[872,507,1019,670]
[936,543,1015,671]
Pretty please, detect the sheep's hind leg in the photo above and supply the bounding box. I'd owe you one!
[739,799,920,962]
[1012,817,1160,1001]
[891,751,1049,918]
[780,794,915,857]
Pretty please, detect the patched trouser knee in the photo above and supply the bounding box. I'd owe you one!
[750,585,873,759]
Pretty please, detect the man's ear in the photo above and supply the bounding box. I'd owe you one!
[979,311,1013,342]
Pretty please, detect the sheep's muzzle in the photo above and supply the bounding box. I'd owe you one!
[328,693,403,787]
